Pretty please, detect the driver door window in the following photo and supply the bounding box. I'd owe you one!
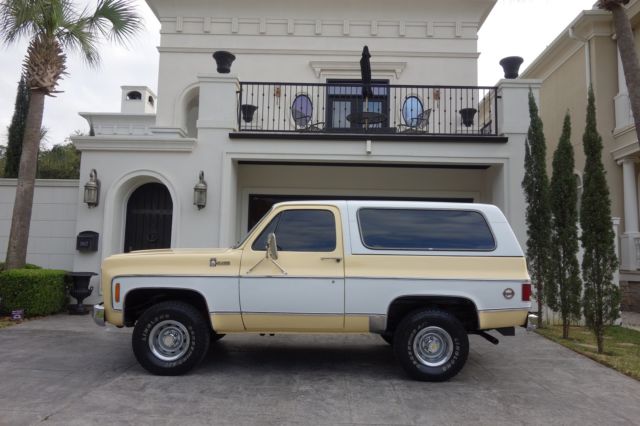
[251,210,336,252]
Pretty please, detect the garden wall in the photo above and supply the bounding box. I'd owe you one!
[0,179,79,270]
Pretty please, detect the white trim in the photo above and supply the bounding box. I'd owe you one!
[309,61,407,79]
[72,136,196,152]
[158,47,480,59]
[156,17,478,40]
[612,140,640,161]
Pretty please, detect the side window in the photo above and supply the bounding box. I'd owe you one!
[251,209,337,252]
[357,208,495,251]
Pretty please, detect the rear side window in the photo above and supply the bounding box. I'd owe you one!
[357,208,495,251]
[252,209,336,252]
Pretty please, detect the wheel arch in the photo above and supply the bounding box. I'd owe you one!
[385,295,479,333]
[123,287,211,328]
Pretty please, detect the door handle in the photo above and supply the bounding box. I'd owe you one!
[321,257,342,263]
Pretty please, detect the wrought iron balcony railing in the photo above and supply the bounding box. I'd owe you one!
[237,82,498,136]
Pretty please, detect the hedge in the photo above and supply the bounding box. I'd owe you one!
[0,269,68,317]
[0,262,41,272]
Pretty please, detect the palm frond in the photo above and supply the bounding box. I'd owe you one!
[1,0,141,69]
[0,0,42,44]
[57,19,100,66]
[88,0,141,46]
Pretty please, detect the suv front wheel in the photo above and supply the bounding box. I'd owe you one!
[132,301,210,375]
[393,309,469,381]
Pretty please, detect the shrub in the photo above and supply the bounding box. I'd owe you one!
[0,269,68,316]
[0,262,41,272]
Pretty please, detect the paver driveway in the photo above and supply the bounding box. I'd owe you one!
[1,315,639,426]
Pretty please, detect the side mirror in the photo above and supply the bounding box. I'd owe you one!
[266,233,279,260]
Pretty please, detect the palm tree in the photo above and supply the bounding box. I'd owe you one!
[0,0,141,269]
[597,0,640,146]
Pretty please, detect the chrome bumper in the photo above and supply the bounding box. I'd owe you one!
[93,303,105,326]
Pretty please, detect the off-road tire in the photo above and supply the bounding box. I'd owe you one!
[393,309,469,382]
[132,301,210,375]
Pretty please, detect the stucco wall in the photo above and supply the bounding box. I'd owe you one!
[0,179,79,270]
[533,35,623,222]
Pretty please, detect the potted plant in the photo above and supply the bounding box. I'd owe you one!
[67,272,97,315]
[241,104,258,123]
[499,56,524,79]
[459,108,477,128]
[212,51,236,74]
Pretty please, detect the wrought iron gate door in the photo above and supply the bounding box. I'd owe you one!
[124,183,173,252]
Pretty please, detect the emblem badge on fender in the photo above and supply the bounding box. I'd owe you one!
[503,288,515,299]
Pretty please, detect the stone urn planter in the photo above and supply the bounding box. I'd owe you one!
[212,51,236,74]
[67,272,97,315]
[499,56,524,79]
[459,108,477,128]
[241,104,258,123]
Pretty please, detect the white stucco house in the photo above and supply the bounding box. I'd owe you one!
[1,0,539,303]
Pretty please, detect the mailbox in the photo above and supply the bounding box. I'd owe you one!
[76,231,99,252]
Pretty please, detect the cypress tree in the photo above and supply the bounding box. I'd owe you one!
[548,112,582,339]
[522,90,552,328]
[580,87,620,354]
[4,76,30,178]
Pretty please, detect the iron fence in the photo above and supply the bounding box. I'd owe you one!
[237,82,498,136]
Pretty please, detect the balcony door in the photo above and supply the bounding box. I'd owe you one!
[326,79,389,130]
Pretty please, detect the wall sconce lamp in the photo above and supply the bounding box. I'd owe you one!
[83,169,100,208]
[193,171,207,210]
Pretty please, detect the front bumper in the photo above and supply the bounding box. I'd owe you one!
[93,303,105,326]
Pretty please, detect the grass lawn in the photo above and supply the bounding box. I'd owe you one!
[537,325,640,381]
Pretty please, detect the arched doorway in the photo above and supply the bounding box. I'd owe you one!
[124,183,173,252]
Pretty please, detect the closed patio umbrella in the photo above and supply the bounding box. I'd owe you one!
[360,46,373,99]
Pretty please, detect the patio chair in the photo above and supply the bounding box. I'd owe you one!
[397,108,431,133]
[292,108,324,132]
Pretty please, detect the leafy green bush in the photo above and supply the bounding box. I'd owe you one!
[0,262,41,272]
[0,269,68,316]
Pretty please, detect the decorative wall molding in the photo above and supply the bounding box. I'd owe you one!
[309,60,407,79]
[157,46,480,60]
[73,136,196,152]
[159,16,479,40]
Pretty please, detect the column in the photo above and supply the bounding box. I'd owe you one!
[620,158,640,270]
[622,158,639,233]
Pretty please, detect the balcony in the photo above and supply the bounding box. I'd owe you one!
[232,81,503,142]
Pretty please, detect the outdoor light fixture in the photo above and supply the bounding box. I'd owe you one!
[193,171,207,210]
[83,169,100,208]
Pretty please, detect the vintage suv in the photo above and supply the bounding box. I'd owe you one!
[93,200,531,381]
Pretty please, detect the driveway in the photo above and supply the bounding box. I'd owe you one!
[1,315,639,426]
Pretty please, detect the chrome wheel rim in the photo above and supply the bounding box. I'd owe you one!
[149,320,191,362]
[412,326,454,367]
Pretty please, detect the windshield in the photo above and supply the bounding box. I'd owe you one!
[232,207,273,249]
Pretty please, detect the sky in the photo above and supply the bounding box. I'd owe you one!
[0,0,598,147]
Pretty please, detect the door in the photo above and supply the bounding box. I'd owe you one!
[326,79,389,130]
[239,206,345,331]
[124,183,173,252]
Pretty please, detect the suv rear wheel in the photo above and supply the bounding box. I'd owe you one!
[393,309,469,381]
[132,301,210,375]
